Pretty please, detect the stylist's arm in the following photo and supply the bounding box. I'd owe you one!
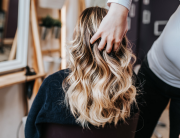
[90,2,129,53]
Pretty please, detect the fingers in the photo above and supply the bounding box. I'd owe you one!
[90,31,127,53]
[90,32,101,44]
[113,21,128,51]
[106,37,114,53]
[113,40,121,52]
[98,37,107,51]
[113,29,127,51]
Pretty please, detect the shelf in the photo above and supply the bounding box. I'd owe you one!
[3,39,14,45]
[27,73,46,81]
[42,49,60,54]
[0,70,46,89]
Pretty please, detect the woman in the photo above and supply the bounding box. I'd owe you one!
[135,5,180,138]
[25,7,141,138]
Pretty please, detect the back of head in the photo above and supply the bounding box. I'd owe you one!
[62,7,136,128]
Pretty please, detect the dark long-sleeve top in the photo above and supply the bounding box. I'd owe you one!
[25,68,142,138]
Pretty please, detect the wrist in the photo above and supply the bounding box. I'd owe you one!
[108,3,129,18]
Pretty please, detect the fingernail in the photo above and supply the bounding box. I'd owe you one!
[90,39,93,44]
[107,50,110,53]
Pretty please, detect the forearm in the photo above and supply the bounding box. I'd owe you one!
[107,0,132,11]
[108,3,129,18]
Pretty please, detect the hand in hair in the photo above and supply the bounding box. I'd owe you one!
[90,3,128,53]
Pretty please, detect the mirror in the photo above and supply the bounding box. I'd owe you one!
[0,0,30,73]
[0,0,18,62]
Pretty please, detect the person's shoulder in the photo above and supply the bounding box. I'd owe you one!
[44,68,70,85]
[25,68,76,138]
[38,68,76,124]
[29,68,71,112]
[39,68,71,101]
[29,68,71,109]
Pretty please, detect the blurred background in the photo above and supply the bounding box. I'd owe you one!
[0,0,179,138]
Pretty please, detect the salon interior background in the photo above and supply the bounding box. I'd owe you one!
[0,0,180,138]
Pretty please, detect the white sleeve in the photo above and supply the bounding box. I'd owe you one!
[107,0,132,10]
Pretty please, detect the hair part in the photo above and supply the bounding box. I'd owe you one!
[62,7,137,128]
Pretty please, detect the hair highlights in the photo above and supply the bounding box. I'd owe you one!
[62,7,137,128]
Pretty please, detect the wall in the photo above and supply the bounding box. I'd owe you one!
[0,84,25,138]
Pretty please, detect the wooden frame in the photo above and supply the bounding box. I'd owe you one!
[0,70,45,88]
[31,0,44,74]
[0,0,30,73]
[8,31,17,60]
[0,0,45,89]
[60,5,66,69]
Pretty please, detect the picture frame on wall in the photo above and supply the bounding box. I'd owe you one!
[0,0,30,73]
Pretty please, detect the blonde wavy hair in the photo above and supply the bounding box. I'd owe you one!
[62,7,137,128]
